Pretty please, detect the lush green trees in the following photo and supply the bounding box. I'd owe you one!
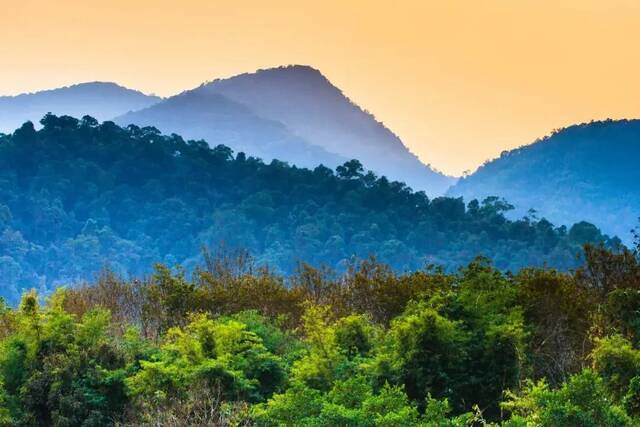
[1,245,639,425]
[0,291,130,425]
[503,370,631,426]
[0,115,619,303]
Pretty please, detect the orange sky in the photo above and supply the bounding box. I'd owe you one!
[1,0,639,175]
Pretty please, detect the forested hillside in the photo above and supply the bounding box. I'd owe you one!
[449,119,640,242]
[1,243,639,425]
[0,115,619,303]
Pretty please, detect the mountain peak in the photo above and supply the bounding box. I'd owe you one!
[203,65,331,94]
[199,65,455,195]
[260,64,324,75]
[208,65,325,84]
[258,64,327,80]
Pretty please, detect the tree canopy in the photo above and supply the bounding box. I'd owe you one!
[0,115,619,303]
[1,243,639,425]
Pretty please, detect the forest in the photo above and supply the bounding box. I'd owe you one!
[1,241,640,425]
[0,115,620,303]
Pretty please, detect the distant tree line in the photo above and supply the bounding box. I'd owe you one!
[0,115,620,303]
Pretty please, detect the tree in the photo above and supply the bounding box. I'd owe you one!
[502,370,630,426]
[336,159,364,179]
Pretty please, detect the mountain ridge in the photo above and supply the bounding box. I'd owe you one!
[448,119,640,241]
[0,81,161,132]
[0,81,158,100]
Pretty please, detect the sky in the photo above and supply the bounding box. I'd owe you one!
[1,0,639,176]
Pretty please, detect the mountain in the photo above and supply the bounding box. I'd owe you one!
[115,65,454,195]
[197,65,455,195]
[114,86,346,169]
[0,67,454,194]
[0,82,161,132]
[0,115,615,303]
[448,119,640,241]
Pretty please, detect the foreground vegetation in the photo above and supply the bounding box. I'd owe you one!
[1,241,640,426]
[0,115,619,303]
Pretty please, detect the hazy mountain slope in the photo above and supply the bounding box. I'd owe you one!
[115,88,346,168]
[448,119,640,241]
[0,82,161,132]
[198,65,456,196]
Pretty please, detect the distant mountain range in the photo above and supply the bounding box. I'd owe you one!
[0,82,160,132]
[448,119,640,242]
[0,66,454,196]
[2,70,638,236]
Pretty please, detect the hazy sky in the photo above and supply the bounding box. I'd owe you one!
[2,0,639,175]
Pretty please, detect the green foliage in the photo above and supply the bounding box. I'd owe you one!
[592,336,640,400]
[383,301,467,405]
[0,290,129,425]
[253,378,429,426]
[0,247,639,425]
[127,314,286,407]
[623,376,640,417]
[605,289,640,345]
[334,315,374,358]
[503,370,631,426]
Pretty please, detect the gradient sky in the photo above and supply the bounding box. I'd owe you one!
[2,0,639,175]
